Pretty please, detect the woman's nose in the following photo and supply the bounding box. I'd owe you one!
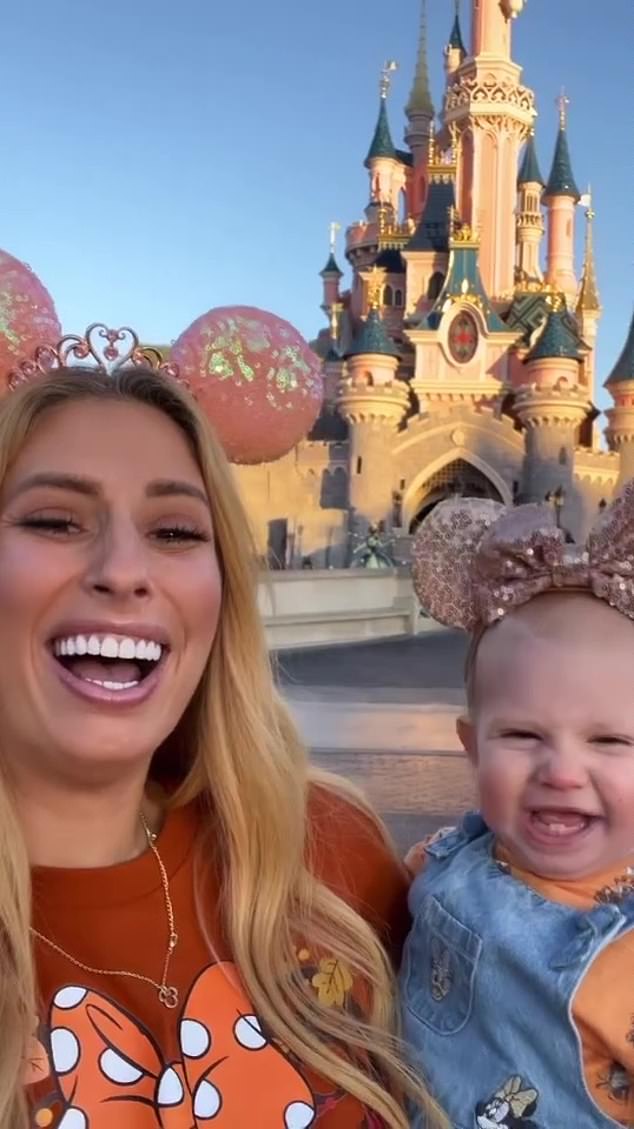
[83,522,153,601]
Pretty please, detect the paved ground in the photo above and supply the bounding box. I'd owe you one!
[275,630,468,694]
[275,631,476,852]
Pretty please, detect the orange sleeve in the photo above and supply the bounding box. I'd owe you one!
[307,783,411,964]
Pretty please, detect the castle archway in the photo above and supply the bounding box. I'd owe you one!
[406,455,506,533]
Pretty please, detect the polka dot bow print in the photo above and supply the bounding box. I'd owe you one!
[27,963,317,1128]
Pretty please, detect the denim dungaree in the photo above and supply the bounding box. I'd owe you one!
[400,813,634,1129]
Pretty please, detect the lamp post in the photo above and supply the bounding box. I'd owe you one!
[545,485,566,529]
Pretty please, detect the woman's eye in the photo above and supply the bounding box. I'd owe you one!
[20,516,80,534]
[153,526,210,543]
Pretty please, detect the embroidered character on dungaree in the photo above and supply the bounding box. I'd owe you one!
[475,1075,541,1129]
[597,1061,632,1107]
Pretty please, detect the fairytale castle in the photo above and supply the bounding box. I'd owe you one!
[234,0,634,567]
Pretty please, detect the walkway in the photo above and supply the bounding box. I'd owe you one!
[276,632,476,851]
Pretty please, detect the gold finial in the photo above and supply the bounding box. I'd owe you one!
[380,60,398,100]
[329,221,341,253]
[557,88,570,128]
[366,265,384,310]
[576,185,601,313]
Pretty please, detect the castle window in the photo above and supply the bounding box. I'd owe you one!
[394,288,403,307]
[448,310,479,364]
[384,284,393,306]
[428,271,445,300]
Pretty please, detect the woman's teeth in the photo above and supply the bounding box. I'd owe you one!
[53,634,163,662]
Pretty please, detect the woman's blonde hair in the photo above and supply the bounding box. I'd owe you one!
[0,366,444,1129]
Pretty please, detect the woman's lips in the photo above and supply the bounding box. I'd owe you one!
[48,647,168,708]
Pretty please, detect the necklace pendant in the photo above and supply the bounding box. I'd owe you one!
[159,985,179,1009]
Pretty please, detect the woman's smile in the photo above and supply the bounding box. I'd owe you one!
[0,397,222,774]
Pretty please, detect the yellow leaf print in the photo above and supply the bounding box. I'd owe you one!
[311,957,354,1008]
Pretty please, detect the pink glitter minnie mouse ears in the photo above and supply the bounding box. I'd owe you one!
[411,481,634,631]
[6,323,182,390]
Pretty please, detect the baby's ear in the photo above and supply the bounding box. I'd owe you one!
[457,714,478,765]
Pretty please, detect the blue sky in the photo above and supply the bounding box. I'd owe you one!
[2,0,631,408]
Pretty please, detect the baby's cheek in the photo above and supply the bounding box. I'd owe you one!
[476,756,524,829]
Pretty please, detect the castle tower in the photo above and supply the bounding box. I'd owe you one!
[444,2,466,79]
[515,306,592,521]
[403,135,456,312]
[337,300,409,529]
[543,95,580,309]
[320,250,343,316]
[605,308,634,489]
[443,0,534,300]
[405,0,434,164]
[365,63,406,217]
[575,193,601,390]
[515,130,544,284]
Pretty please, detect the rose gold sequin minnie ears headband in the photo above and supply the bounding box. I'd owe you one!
[411,481,634,632]
[5,323,183,391]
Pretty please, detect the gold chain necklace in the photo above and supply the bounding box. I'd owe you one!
[30,812,180,1009]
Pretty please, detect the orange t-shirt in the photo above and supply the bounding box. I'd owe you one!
[498,847,634,1126]
[26,786,409,1128]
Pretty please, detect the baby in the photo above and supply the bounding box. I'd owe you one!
[400,485,634,1129]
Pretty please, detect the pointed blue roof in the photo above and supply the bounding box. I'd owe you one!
[605,308,634,385]
[320,252,342,277]
[407,180,455,252]
[526,308,583,362]
[365,100,397,166]
[344,307,400,359]
[449,10,466,53]
[518,133,544,187]
[544,126,579,201]
[410,238,507,334]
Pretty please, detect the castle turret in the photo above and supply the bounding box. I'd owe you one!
[445,2,467,78]
[337,299,409,529]
[575,193,601,390]
[444,0,534,299]
[365,63,405,215]
[405,0,434,163]
[320,251,343,314]
[605,308,634,489]
[543,95,580,309]
[515,130,544,284]
[515,305,591,524]
[403,134,455,310]
[471,0,526,60]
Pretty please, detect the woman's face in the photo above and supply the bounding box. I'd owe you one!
[0,397,222,784]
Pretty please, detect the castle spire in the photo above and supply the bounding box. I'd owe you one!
[517,130,544,187]
[605,308,634,387]
[449,1,466,54]
[365,62,398,166]
[406,0,434,117]
[544,91,580,201]
[576,192,601,314]
[405,3,434,161]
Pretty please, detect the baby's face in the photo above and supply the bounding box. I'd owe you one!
[461,594,634,880]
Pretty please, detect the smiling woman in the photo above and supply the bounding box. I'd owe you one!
[0,341,445,1129]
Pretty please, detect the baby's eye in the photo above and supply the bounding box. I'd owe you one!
[592,735,634,748]
[500,730,539,741]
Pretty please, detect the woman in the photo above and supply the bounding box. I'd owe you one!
[0,340,442,1128]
